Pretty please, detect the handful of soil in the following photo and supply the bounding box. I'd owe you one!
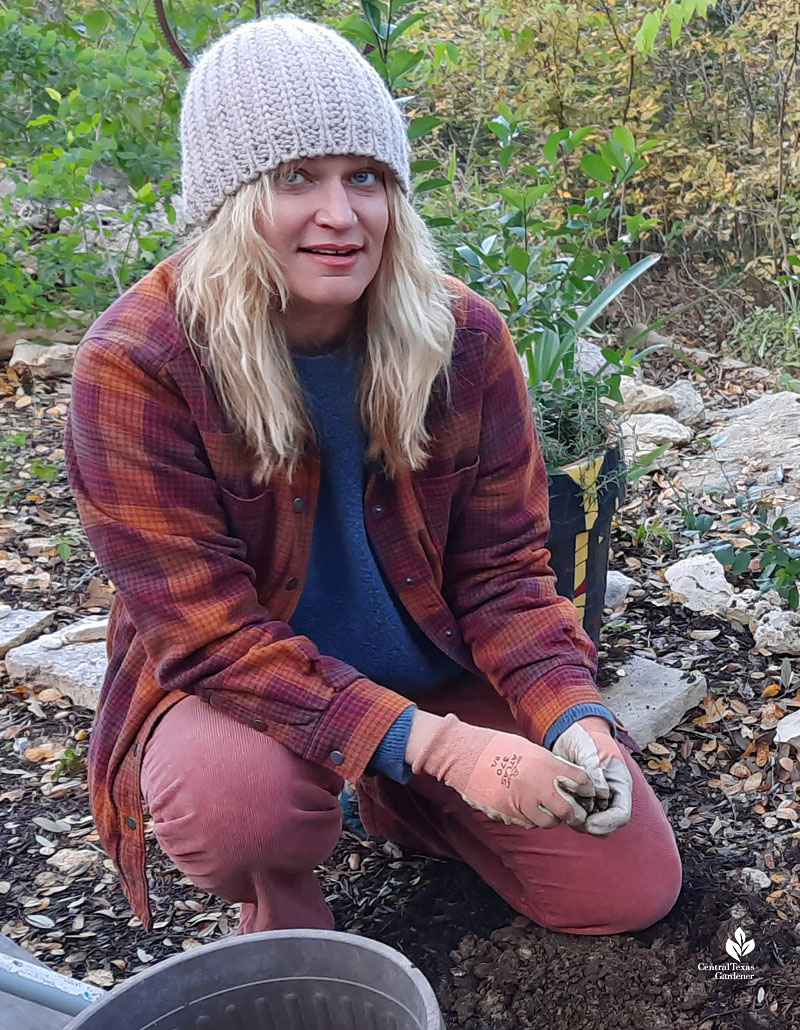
[573,792,611,816]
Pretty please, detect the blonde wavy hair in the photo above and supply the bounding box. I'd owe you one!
[174,163,459,487]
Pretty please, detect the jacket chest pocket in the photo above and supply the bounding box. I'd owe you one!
[411,458,480,559]
[218,485,277,582]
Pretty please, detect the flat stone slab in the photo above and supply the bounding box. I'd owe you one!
[5,615,107,711]
[600,656,708,746]
[0,606,55,659]
[674,392,800,512]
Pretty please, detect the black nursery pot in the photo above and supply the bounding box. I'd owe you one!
[545,446,626,649]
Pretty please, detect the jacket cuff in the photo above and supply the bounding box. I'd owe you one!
[543,703,617,750]
[302,676,415,781]
[366,705,415,783]
[515,665,610,747]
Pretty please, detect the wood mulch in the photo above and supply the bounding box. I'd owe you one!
[2,278,800,1028]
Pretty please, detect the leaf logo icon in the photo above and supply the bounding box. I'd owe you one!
[725,926,755,962]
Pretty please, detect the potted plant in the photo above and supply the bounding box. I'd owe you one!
[438,104,665,645]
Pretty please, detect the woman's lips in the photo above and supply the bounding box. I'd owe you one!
[300,250,361,266]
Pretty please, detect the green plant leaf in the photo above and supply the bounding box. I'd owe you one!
[455,245,483,268]
[612,125,636,157]
[580,153,613,184]
[84,9,110,36]
[572,254,661,338]
[360,0,383,39]
[496,186,525,210]
[388,50,425,80]
[731,550,753,574]
[563,126,598,152]
[388,12,426,44]
[410,159,440,173]
[713,543,735,567]
[407,116,443,140]
[625,443,671,480]
[508,246,529,275]
[413,177,451,194]
[543,128,569,164]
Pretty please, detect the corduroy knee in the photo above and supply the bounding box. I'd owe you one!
[141,696,344,889]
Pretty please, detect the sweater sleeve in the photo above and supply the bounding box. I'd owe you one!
[365,704,415,783]
[543,703,617,750]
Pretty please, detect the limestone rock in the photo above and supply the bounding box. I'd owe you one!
[600,656,707,746]
[574,337,632,379]
[621,413,693,461]
[1,315,87,361]
[0,605,56,659]
[664,380,706,427]
[674,392,800,502]
[604,571,637,610]
[665,553,734,614]
[775,709,800,749]
[5,614,108,711]
[752,610,800,655]
[739,867,771,891]
[6,570,51,591]
[60,617,109,645]
[616,379,676,416]
[46,848,99,877]
[751,590,785,622]
[10,340,77,379]
[725,588,782,626]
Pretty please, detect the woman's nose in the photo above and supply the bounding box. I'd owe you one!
[315,182,357,226]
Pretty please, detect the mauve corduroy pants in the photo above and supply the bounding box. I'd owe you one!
[140,676,682,936]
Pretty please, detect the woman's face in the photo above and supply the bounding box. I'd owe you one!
[258,153,390,340]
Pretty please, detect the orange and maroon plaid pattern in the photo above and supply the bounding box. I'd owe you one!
[63,247,628,928]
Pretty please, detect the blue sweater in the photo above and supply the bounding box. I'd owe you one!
[290,343,616,783]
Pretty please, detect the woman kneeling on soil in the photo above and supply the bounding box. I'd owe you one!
[64,14,682,937]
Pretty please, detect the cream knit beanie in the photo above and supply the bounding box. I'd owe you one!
[179,13,412,226]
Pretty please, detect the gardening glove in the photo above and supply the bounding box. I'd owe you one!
[405,710,596,831]
[551,716,633,836]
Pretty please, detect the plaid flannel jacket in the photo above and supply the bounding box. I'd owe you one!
[63,247,635,928]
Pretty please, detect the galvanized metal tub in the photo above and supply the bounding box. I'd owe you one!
[63,929,445,1030]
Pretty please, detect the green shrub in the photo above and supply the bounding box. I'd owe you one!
[728,304,800,370]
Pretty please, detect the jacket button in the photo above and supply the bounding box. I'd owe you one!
[126,816,137,830]
[405,576,414,585]
[251,719,268,732]
[292,497,305,512]
[372,505,383,515]
[285,577,299,590]
[444,628,453,637]
[329,750,344,766]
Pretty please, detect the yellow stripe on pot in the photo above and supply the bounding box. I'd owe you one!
[562,454,605,615]
[573,530,589,602]
[563,454,605,532]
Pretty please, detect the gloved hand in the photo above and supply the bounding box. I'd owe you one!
[405,710,596,831]
[551,716,633,836]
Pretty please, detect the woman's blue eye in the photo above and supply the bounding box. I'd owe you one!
[281,169,378,185]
